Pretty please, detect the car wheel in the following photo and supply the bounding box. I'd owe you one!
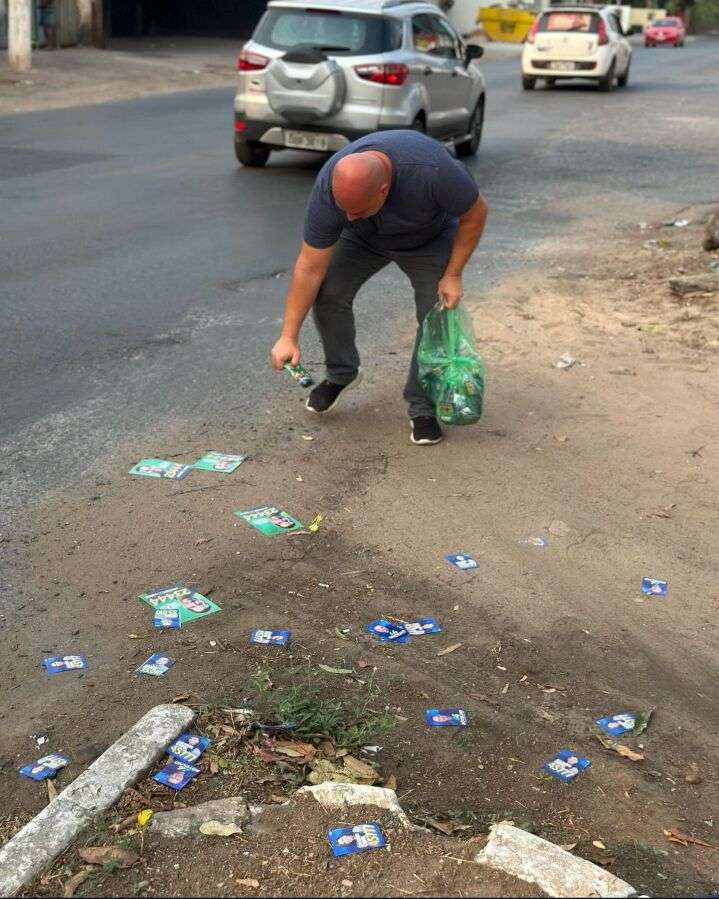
[522,75,536,90]
[617,61,630,87]
[457,96,484,157]
[410,115,426,134]
[598,60,615,92]
[235,140,271,168]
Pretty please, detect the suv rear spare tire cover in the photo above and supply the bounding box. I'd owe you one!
[265,46,346,125]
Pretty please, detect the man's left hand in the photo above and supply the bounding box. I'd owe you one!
[438,274,463,309]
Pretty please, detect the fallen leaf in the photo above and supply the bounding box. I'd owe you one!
[538,709,555,723]
[301,435,314,441]
[137,809,153,828]
[210,759,220,774]
[274,740,316,760]
[318,739,336,759]
[554,434,569,443]
[63,868,92,898]
[78,846,139,868]
[194,537,213,546]
[685,762,703,785]
[199,821,242,837]
[663,829,715,849]
[596,735,644,761]
[47,779,58,802]
[437,642,462,656]
[270,793,287,803]
[236,879,260,889]
[357,660,372,669]
[558,842,578,852]
[307,513,323,533]
[172,693,191,703]
[384,774,397,790]
[593,840,607,850]
[501,683,509,695]
[127,634,144,640]
[342,755,381,782]
[318,664,354,676]
[632,708,654,736]
[420,816,454,836]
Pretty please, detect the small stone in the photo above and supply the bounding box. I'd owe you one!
[685,763,702,784]
[151,798,250,838]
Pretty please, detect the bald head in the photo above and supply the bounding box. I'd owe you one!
[332,151,391,221]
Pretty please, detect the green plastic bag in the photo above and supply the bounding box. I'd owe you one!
[417,304,485,426]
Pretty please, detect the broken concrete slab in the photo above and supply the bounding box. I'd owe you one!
[475,823,636,898]
[0,703,194,897]
[297,782,411,829]
[669,274,718,296]
[150,797,250,838]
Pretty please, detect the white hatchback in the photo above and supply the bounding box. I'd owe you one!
[521,5,632,92]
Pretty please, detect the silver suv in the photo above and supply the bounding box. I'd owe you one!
[234,0,486,167]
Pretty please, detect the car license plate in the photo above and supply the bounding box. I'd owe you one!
[554,61,576,71]
[656,33,665,40]
[285,130,329,151]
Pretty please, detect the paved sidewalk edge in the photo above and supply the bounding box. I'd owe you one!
[0,703,195,897]
[475,822,637,898]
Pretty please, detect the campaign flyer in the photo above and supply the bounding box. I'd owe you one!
[128,459,192,480]
[139,585,220,623]
[192,452,247,473]
[235,506,303,536]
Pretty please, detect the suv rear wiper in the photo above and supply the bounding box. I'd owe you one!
[315,45,352,51]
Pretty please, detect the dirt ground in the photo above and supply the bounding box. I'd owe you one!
[2,206,718,897]
[0,36,522,116]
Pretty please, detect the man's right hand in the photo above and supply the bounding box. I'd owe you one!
[271,335,301,370]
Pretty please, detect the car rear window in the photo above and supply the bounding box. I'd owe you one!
[539,11,599,33]
[652,18,680,26]
[253,8,401,55]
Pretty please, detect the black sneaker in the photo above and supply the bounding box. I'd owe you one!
[305,372,361,414]
[410,416,443,446]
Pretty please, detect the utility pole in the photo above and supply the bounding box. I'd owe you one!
[8,0,32,72]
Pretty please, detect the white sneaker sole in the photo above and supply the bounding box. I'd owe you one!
[410,426,443,446]
[305,369,362,414]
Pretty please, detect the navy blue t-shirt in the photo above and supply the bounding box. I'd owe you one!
[303,130,479,252]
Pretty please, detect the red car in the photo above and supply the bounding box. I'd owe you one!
[645,16,686,47]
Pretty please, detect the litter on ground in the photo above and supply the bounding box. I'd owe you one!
[20,753,69,781]
[328,823,386,856]
[135,654,175,676]
[235,506,304,535]
[192,452,248,473]
[425,708,468,727]
[543,749,591,782]
[128,459,192,480]
[250,629,290,646]
[153,760,200,791]
[42,655,88,674]
[446,552,478,570]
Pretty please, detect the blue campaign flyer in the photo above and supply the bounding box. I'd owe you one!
[166,733,210,764]
[136,653,175,676]
[425,708,468,727]
[153,761,200,791]
[20,753,70,781]
[596,713,636,736]
[328,823,386,857]
[154,607,181,629]
[446,552,478,571]
[403,618,442,636]
[43,655,88,674]
[249,629,290,646]
[641,577,668,596]
[365,619,409,643]
[544,749,591,783]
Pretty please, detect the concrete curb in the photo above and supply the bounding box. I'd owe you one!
[475,822,637,898]
[0,703,194,897]
[297,782,412,829]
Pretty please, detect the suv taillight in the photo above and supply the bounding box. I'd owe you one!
[597,19,609,45]
[526,17,540,43]
[354,63,409,86]
[238,49,269,71]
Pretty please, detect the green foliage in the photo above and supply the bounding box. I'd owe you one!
[692,0,719,32]
[250,667,397,748]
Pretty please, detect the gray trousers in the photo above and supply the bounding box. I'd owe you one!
[312,226,456,418]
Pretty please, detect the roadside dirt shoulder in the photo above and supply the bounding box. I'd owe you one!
[2,208,718,898]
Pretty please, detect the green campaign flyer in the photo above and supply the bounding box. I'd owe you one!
[138,586,220,623]
[235,506,303,536]
[129,459,192,480]
[192,452,248,473]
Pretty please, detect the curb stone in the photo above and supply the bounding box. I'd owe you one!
[150,797,250,838]
[0,703,195,897]
[297,782,412,828]
[475,822,637,898]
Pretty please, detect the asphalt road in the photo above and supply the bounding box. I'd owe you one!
[1,40,718,518]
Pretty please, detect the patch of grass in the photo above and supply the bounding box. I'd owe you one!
[250,667,397,748]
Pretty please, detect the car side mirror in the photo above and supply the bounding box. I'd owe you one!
[464,43,483,67]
